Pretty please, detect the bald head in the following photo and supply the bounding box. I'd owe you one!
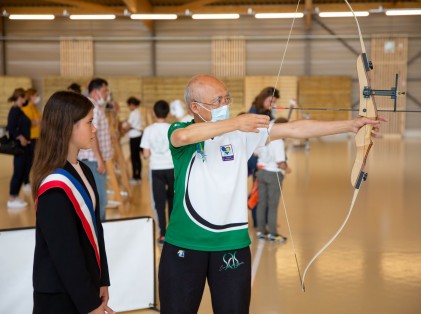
[184,74,227,106]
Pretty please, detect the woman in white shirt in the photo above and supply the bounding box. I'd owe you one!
[255,117,291,243]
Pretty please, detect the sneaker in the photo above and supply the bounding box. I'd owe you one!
[256,232,267,239]
[23,183,31,194]
[158,236,165,245]
[129,178,141,185]
[267,234,287,243]
[7,198,28,209]
[106,200,120,209]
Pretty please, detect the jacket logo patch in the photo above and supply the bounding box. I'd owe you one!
[220,144,234,161]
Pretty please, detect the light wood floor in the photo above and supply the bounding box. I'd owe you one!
[1,136,421,314]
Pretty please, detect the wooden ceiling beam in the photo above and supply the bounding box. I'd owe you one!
[121,0,154,31]
[43,0,117,13]
[122,0,152,13]
[176,0,222,12]
[305,0,313,31]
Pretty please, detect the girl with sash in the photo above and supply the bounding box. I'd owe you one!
[32,91,114,314]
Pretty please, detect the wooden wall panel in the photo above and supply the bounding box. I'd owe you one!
[212,38,245,77]
[142,76,188,108]
[105,77,143,121]
[0,77,32,126]
[43,76,91,106]
[60,38,94,77]
[298,76,352,121]
[220,77,244,118]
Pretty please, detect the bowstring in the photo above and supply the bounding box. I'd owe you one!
[268,0,368,292]
[266,0,304,291]
[298,0,370,291]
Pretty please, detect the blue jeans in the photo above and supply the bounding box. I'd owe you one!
[81,160,107,222]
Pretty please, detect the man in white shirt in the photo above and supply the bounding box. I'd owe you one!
[159,74,384,314]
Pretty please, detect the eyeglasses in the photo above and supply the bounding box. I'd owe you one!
[193,95,232,107]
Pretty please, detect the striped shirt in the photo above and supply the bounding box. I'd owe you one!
[78,98,113,161]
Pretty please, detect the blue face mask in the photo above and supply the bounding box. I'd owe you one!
[198,104,230,122]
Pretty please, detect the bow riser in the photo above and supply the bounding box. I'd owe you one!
[357,54,378,119]
[351,125,373,188]
[353,53,377,189]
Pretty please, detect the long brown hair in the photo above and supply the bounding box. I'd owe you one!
[251,87,280,115]
[31,91,93,199]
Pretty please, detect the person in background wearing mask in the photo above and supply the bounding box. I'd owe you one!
[78,78,113,222]
[159,74,384,314]
[6,88,31,209]
[21,88,42,193]
[170,99,193,123]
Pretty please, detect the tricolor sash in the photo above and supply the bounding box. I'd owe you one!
[36,168,101,270]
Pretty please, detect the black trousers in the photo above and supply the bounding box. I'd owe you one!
[151,169,174,237]
[33,291,78,314]
[10,146,31,196]
[24,139,36,184]
[159,243,251,314]
[129,136,142,180]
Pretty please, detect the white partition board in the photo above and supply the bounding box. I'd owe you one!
[0,217,156,313]
[104,217,156,311]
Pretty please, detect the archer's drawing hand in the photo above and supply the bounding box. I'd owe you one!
[234,114,270,133]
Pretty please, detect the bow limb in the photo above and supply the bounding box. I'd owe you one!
[301,0,377,292]
[301,187,360,291]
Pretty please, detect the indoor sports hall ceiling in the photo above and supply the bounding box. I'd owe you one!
[1,0,420,16]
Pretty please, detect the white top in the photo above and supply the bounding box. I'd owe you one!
[184,129,268,230]
[255,139,286,173]
[140,122,174,170]
[127,109,142,138]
